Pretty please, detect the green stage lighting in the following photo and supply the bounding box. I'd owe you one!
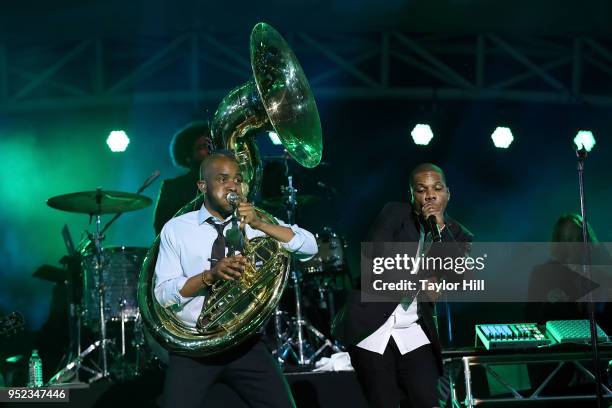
[106,130,130,152]
[411,124,433,146]
[573,130,596,152]
[491,126,514,149]
[6,355,23,363]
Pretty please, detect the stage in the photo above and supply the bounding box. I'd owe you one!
[2,1,612,407]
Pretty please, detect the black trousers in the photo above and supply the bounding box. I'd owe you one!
[349,339,440,408]
[162,337,294,408]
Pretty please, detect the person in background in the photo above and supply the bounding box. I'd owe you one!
[525,213,612,395]
[153,121,212,235]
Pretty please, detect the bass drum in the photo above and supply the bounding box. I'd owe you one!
[81,246,147,329]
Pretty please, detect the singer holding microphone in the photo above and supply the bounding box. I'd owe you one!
[154,150,317,408]
[334,163,472,408]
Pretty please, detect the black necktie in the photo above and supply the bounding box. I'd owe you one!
[198,218,231,330]
[205,218,231,267]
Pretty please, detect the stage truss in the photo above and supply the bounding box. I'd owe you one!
[2,32,612,112]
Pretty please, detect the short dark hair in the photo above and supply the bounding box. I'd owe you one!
[409,163,446,188]
[199,149,237,180]
[170,121,211,169]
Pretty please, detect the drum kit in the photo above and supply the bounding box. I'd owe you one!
[45,183,157,385]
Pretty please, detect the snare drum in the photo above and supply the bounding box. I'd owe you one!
[81,246,147,328]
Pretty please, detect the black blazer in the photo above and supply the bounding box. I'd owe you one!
[153,172,201,235]
[333,201,473,374]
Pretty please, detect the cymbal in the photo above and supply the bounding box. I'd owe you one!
[47,190,152,214]
[259,194,320,209]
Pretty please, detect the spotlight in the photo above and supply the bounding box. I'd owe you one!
[573,130,596,152]
[491,126,514,149]
[268,131,282,146]
[106,130,130,152]
[410,124,434,146]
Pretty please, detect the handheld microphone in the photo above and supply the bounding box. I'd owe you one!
[426,215,442,242]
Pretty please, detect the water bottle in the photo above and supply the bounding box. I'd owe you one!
[27,349,43,388]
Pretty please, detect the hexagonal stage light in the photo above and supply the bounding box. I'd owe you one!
[106,130,130,152]
[410,124,434,146]
[491,126,514,149]
[573,130,596,152]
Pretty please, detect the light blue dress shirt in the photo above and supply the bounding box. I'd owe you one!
[154,205,318,327]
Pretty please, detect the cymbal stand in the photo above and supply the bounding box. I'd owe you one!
[315,276,337,325]
[132,313,146,377]
[274,155,341,367]
[272,169,297,364]
[47,261,91,386]
[92,189,111,380]
[48,190,112,385]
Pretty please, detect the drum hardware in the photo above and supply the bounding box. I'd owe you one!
[97,171,159,240]
[33,264,71,283]
[86,196,111,380]
[299,226,350,340]
[46,190,153,215]
[120,300,128,356]
[271,155,341,367]
[302,227,347,274]
[45,176,156,384]
[315,278,337,318]
[259,156,330,211]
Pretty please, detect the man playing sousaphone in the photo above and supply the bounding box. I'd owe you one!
[154,150,317,407]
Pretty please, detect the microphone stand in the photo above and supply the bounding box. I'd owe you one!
[422,212,453,345]
[575,147,603,408]
[100,171,160,235]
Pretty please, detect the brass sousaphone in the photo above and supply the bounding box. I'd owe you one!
[138,22,322,357]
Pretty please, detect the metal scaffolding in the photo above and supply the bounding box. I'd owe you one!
[1,31,612,112]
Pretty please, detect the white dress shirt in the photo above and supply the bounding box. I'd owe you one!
[154,205,318,327]
[357,229,430,355]
[356,300,430,355]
